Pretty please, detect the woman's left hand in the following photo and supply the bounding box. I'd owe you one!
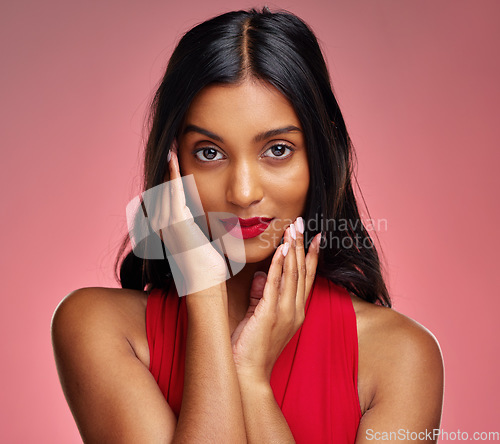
[231,218,322,384]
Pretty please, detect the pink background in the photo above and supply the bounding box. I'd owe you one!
[1,0,499,441]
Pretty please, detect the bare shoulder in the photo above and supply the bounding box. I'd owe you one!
[51,286,150,368]
[351,294,444,421]
[51,287,176,443]
[351,294,443,357]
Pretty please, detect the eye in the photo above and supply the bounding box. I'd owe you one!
[194,147,225,162]
[262,143,294,159]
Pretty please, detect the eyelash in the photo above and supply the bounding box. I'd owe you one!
[193,143,295,163]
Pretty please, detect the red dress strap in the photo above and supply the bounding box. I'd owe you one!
[146,282,187,417]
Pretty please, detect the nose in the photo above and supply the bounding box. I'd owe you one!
[226,159,264,209]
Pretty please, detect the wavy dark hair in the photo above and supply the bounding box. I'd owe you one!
[115,7,391,307]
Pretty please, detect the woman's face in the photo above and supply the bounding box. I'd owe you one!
[177,78,310,263]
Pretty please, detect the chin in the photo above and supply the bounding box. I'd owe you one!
[244,251,273,264]
[221,241,276,265]
[245,242,278,264]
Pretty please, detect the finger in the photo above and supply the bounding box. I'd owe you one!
[165,139,178,174]
[304,233,321,305]
[294,217,306,315]
[168,140,187,213]
[148,140,179,233]
[262,243,287,314]
[279,225,299,317]
[250,271,267,301]
[248,271,267,316]
[159,140,191,243]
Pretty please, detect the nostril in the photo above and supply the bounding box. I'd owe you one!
[226,183,263,208]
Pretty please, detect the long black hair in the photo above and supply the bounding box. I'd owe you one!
[115,7,391,307]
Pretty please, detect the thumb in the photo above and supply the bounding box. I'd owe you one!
[245,271,267,317]
[250,271,267,300]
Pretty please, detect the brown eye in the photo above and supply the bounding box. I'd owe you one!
[194,147,224,162]
[262,143,294,159]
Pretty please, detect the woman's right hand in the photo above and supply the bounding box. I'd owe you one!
[147,141,229,296]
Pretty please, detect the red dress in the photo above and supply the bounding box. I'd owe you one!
[146,275,362,443]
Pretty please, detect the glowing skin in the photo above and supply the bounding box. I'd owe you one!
[177,78,310,265]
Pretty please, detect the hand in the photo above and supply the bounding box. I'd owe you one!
[146,141,229,295]
[231,218,322,383]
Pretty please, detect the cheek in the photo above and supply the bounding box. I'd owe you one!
[190,173,222,211]
[178,157,216,210]
[268,162,310,211]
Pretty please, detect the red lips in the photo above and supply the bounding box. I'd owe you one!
[220,217,274,239]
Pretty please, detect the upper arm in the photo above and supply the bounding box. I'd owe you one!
[355,313,444,443]
[51,288,177,443]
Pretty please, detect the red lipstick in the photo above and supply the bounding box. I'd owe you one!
[220,217,273,239]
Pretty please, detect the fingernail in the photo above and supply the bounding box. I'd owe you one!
[282,242,290,257]
[289,223,296,240]
[296,217,304,234]
[317,233,322,253]
[167,150,172,163]
[254,271,267,279]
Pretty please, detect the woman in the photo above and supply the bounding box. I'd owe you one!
[52,7,444,443]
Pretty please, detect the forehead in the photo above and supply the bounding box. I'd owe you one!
[182,79,302,133]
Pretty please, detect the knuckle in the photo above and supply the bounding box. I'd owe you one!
[306,268,316,280]
[281,311,295,328]
[288,268,299,282]
[267,309,278,325]
[296,310,306,325]
[299,263,307,275]
[294,319,304,331]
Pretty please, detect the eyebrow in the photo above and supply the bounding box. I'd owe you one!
[182,124,302,143]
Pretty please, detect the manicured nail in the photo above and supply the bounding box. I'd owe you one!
[282,242,290,257]
[316,233,322,253]
[289,223,296,240]
[296,217,304,234]
[167,150,172,163]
